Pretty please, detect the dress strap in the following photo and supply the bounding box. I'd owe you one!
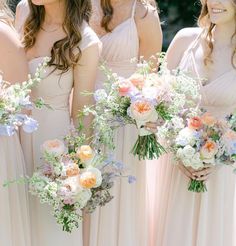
[131,0,137,18]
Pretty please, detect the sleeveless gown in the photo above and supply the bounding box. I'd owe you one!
[147,31,236,246]
[89,1,148,245]
[20,22,101,246]
[0,20,31,246]
[0,135,31,246]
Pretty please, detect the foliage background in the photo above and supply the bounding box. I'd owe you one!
[7,0,201,50]
[158,0,201,50]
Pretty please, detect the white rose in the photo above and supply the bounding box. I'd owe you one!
[191,153,204,170]
[75,189,92,208]
[182,145,195,159]
[62,176,81,194]
[176,128,196,146]
[41,139,65,156]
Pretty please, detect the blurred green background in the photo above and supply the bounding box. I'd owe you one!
[7,0,201,50]
[158,0,201,50]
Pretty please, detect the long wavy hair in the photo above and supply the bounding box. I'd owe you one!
[0,0,14,24]
[23,0,92,73]
[198,0,236,68]
[100,0,157,32]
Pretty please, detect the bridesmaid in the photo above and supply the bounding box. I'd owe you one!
[0,1,31,245]
[88,1,162,246]
[18,0,101,246]
[148,0,236,245]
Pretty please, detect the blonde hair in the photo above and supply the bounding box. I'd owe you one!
[198,0,236,68]
[0,0,13,24]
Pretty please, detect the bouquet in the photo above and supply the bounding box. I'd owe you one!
[168,111,236,192]
[25,130,135,233]
[0,58,49,136]
[83,55,200,160]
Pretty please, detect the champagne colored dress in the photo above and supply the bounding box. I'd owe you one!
[147,30,236,246]
[89,1,149,245]
[0,20,31,246]
[20,22,101,246]
[0,135,31,246]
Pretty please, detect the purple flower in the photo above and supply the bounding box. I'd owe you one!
[22,116,38,133]
[0,124,15,136]
[128,175,136,184]
[42,163,53,176]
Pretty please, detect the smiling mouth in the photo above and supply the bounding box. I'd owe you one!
[211,8,227,14]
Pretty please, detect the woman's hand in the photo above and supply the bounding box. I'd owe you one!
[145,118,165,133]
[145,121,158,133]
[192,165,217,182]
[177,163,196,180]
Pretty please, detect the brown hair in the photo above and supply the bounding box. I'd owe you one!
[198,0,236,68]
[100,0,157,33]
[23,0,92,73]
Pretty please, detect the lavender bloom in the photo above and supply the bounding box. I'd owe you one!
[22,116,39,133]
[128,175,136,184]
[94,89,107,102]
[0,124,15,136]
[19,95,33,109]
[113,161,125,170]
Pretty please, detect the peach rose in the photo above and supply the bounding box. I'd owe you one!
[188,116,203,130]
[41,139,65,156]
[201,112,217,127]
[130,100,157,123]
[79,172,97,189]
[129,73,145,90]
[118,79,132,97]
[66,164,80,177]
[200,140,218,160]
[76,145,93,162]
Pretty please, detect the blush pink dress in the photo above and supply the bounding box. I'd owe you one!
[147,30,236,246]
[0,20,31,246]
[20,22,101,246]
[89,1,149,246]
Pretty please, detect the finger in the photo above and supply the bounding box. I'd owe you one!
[144,125,158,133]
[196,174,210,181]
[193,167,213,177]
[178,165,195,179]
[145,123,158,129]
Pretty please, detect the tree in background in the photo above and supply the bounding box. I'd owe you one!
[157,0,201,50]
[7,0,20,13]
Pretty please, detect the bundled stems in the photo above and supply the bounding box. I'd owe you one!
[131,134,166,160]
[188,179,207,193]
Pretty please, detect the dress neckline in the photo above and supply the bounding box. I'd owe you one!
[28,56,49,64]
[99,17,134,39]
[185,31,236,89]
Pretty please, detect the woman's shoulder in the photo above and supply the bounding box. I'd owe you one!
[79,21,102,51]
[135,1,161,38]
[135,1,160,24]
[0,21,21,49]
[173,27,202,46]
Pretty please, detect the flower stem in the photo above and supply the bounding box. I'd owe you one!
[188,179,207,193]
[131,134,166,160]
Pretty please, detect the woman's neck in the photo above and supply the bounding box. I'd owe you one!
[43,1,65,25]
[214,20,236,47]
